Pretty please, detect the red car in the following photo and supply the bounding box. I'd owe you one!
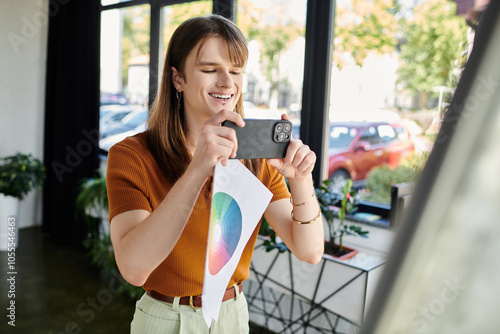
[328,121,415,190]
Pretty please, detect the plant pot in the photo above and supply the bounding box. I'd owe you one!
[324,242,358,260]
[0,194,20,250]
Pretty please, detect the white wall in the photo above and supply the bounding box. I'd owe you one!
[0,0,48,228]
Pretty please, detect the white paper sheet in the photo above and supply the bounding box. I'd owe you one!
[202,160,272,328]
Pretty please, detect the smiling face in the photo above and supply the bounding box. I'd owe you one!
[172,36,244,126]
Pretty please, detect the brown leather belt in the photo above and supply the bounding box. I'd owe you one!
[148,282,242,308]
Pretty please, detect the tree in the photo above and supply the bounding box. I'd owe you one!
[122,5,150,89]
[119,2,211,95]
[237,0,304,108]
[333,0,399,68]
[162,1,212,48]
[397,0,468,108]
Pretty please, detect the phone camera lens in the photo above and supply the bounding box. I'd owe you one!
[278,133,286,141]
[275,124,283,132]
[284,124,291,132]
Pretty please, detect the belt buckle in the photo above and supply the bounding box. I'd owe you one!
[233,284,238,299]
[189,295,198,309]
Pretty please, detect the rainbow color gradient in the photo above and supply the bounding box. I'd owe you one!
[208,192,242,275]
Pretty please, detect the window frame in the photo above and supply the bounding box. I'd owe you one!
[99,0,334,185]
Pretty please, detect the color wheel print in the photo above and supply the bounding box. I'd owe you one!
[208,192,242,275]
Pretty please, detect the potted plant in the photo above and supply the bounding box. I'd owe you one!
[316,178,369,259]
[76,173,109,243]
[0,152,46,250]
[76,173,115,279]
[76,173,144,300]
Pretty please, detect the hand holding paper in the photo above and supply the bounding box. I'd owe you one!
[202,160,272,328]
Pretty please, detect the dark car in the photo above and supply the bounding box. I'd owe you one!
[328,121,415,189]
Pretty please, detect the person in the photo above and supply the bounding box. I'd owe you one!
[106,14,324,334]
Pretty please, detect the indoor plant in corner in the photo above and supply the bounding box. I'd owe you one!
[0,152,46,250]
[76,173,144,300]
[316,178,369,260]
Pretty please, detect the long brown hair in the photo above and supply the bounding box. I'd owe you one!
[147,15,260,186]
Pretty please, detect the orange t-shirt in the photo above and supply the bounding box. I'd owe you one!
[106,131,290,296]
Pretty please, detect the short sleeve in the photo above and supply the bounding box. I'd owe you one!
[106,141,152,222]
[261,161,291,202]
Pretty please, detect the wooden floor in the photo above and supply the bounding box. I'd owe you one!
[0,227,275,333]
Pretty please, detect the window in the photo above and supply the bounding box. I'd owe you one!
[99,0,212,153]
[360,4,500,330]
[377,125,396,143]
[102,0,133,5]
[99,3,151,152]
[237,0,307,121]
[394,126,409,142]
[329,126,357,149]
[360,126,381,145]
[327,0,470,209]
[98,0,310,153]
[158,1,213,82]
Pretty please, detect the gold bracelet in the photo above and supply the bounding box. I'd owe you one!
[289,191,315,207]
[290,197,306,206]
[291,209,321,225]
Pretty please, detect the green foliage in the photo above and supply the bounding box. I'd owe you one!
[162,1,212,48]
[316,180,339,227]
[120,2,213,91]
[0,152,45,200]
[338,179,355,222]
[334,0,399,68]
[260,220,288,253]
[258,26,295,87]
[121,5,150,89]
[76,174,109,218]
[258,181,289,253]
[259,177,370,255]
[76,173,143,300]
[397,0,468,99]
[346,225,369,237]
[316,179,369,252]
[364,152,429,203]
[238,0,304,97]
[84,229,144,300]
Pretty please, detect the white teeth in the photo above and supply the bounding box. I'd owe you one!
[210,93,231,99]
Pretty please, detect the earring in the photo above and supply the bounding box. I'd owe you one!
[176,90,182,111]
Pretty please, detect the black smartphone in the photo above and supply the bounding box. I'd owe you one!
[222,119,292,159]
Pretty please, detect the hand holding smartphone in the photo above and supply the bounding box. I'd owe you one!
[222,119,292,159]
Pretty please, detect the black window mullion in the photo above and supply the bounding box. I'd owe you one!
[301,0,335,185]
[101,0,150,11]
[149,0,162,108]
[212,0,236,20]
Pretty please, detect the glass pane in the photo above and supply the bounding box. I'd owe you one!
[101,0,133,6]
[99,4,150,152]
[329,126,357,149]
[366,37,500,334]
[237,0,307,122]
[327,0,469,209]
[360,127,380,145]
[377,125,396,142]
[159,1,213,82]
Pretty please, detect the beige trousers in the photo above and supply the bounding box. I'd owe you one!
[130,286,249,334]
